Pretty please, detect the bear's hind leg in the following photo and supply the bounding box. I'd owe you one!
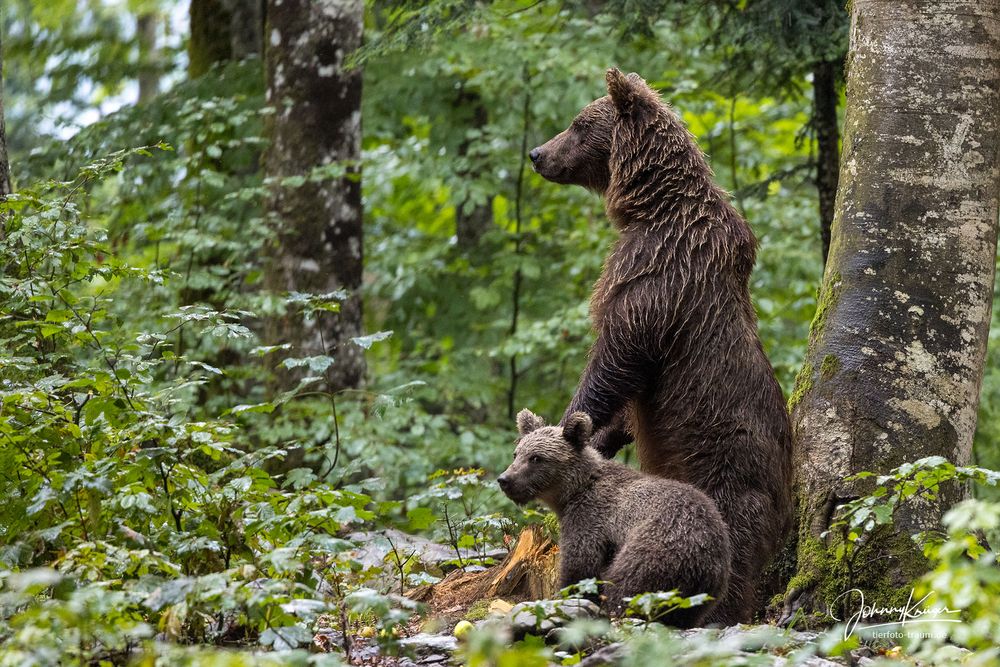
[706,490,776,625]
[600,535,723,629]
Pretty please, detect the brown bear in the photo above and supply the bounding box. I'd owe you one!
[528,68,793,625]
[497,409,731,628]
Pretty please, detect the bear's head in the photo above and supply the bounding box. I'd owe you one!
[496,409,595,509]
[529,68,659,193]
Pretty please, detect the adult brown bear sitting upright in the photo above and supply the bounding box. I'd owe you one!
[528,68,792,625]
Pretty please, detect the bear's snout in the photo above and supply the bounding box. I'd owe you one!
[496,474,512,492]
[528,147,541,163]
[497,471,531,505]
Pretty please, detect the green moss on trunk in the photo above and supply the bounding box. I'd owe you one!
[808,271,842,340]
[786,522,930,627]
[820,354,840,379]
[787,361,814,413]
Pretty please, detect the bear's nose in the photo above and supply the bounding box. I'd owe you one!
[528,148,541,163]
[497,475,511,491]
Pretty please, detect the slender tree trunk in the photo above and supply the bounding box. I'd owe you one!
[263,0,365,391]
[189,0,234,77]
[180,0,263,388]
[228,0,264,60]
[454,87,493,252]
[0,31,11,198]
[181,0,262,305]
[189,0,263,77]
[137,13,160,104]
[783,0,1000,622]
[812,59,839,266]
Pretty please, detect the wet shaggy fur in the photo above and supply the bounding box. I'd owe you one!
[497,410,731,628]
[529,69,793,624]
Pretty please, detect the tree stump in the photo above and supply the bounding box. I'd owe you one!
[409,525,560,617]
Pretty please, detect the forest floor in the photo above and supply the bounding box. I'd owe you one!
[308,529,918,667]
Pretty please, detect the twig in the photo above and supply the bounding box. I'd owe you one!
[384,532,416,596]
[329,571,353,660]
[443,504,465,570]
[157,461,183,531]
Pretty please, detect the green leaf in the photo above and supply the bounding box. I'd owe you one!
[351,330,393,350]
[44,309,73,323]
[281,355,335,373]
[229,402,276,415]
[406,506,437,531]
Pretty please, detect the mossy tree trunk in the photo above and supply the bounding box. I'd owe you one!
[783,0,1000,623]
[263,0,365,391]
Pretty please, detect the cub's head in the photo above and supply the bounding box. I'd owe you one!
[496,409,594,508]
[528,68,658,193]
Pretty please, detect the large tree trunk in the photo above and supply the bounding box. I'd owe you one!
[812,59,840,266]
[783,0,1000,622]
[263,0,365,391]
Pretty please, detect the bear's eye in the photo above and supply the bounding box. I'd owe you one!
[529,455,541,464]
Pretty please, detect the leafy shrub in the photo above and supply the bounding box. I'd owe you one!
[0,150,418,662]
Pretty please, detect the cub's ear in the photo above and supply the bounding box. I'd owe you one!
[517,409,545,436]
[606,67,646,114]
[563,412,593,450]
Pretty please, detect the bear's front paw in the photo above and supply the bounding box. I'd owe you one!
[590,428,633,458]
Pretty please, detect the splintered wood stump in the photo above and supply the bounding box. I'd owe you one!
[409,525,559,616]
[484,524,559,599]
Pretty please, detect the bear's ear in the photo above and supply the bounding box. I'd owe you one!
[517,409,545,436]
[606,68,645,114]
[563,412,593,450]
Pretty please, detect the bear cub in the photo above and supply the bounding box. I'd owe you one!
[497,409,731,628]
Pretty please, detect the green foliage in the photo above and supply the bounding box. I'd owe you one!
[625,591,712,625]
[831,456,1000,558]
[813,457,1000,659]
[460,628,552,667]
[0,149,424,661]
[913,498,1000,662]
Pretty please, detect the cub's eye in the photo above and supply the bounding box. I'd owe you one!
[530,455,541,463]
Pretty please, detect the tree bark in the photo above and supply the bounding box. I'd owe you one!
[783,0,1000,622]
[263,0,365,391]
[812,59,840,266]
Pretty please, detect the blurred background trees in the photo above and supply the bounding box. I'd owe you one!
[2,0,1000,660]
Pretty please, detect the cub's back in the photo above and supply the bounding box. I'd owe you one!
[591,461,725,536]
